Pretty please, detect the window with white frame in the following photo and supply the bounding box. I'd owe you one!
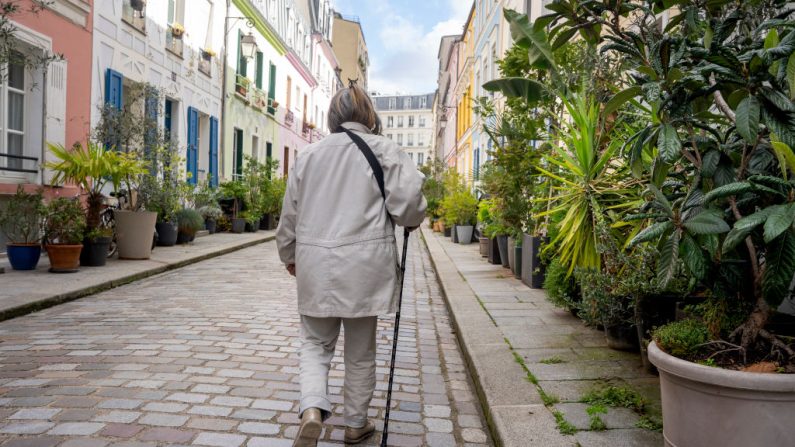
[386,133,392,140]
[396,133,403,145]
[418,152,424,166]
[397,116,403,127]
[122,0,146,33]
[419,116,426,127]
[408,115,414,127]
[418,133,424,147]
[387,116,393,127]
[407,133,414,146]
[1,57,25,171]
[420,96,427,108]
[404,97,411,108]
[388,97,396,109]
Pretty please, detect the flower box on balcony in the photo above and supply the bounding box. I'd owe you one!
[170,23,185,39]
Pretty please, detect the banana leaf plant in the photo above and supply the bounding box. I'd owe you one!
[543,0,795,357]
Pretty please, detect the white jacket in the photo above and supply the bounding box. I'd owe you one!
[276,121,427,317]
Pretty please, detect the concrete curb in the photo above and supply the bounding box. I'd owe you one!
[0,234,274,322]
[420,226,575,447]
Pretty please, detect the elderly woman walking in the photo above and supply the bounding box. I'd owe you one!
[276,83,427,446]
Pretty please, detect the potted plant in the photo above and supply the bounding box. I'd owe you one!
[43,198,86,273]
[241,210,260,233]
[175,208,203,244]
[130,0,146,12]
[170,22,185,39]
[198,205,222,234]
[0,186,45,270]
[139,147,184,247]
[46,142,142,266]
[201,48,215,61]
[528,2,795,444]
[219,180,247,233]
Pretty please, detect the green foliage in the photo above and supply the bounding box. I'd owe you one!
[219,180,249,219]
[636,415,663,432]
[581,385,646,413]
[0,186,45,244]
[586,405,607,431]
[175,208,204,235]
[441,190,477,226]
[264,177,286,215]
[138,146,185,223]
[543,258,580,311]
[191,180,220,210]
[44,198,86,245]
[653,319,709,359]
[197,205,223,220]
[539,356,565,364]
[553,411,577,435]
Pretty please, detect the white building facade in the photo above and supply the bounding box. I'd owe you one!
[374,93,435,168]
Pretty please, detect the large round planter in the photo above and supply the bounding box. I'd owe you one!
[115,210,157,260]
[456,225,474,245]
[231,218,246,234]
[205,219,217,234]
[479,237,489,257]
[155,222,178,247]
[649,341,795,446]
[45,244,82,273]
[176,231,195,244]
[80,237,112,267]
[507,237,516,271]
[6,243,42,270]
[496,235,509,268]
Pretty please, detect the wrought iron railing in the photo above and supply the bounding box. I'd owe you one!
[0,153,38,174]
[250,87,268,110]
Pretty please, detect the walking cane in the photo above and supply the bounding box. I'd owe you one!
[381,228,410,447]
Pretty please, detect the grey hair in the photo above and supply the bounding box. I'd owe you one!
[327,83,382,135]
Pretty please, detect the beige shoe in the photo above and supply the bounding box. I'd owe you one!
[293,408,323,447]
[344,420,375,444]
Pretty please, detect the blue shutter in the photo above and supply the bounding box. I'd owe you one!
[104,68,123,109]
[209,116,219,187]
[187,107,199,185]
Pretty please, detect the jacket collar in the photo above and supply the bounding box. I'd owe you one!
[340,121,372,134]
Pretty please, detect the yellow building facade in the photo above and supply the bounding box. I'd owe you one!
[455,5,476,184]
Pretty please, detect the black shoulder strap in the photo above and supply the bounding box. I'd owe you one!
[341,128,386,201]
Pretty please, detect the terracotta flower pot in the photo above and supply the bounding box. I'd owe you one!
[649,341,795,446]
[45,244,83,273]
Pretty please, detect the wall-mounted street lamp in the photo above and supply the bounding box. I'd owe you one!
[240,32,258,60]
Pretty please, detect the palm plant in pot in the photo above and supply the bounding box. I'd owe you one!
[43,198,86,273]
[0,186,45,270]
[45,142,139,266]
[538,1,795,444]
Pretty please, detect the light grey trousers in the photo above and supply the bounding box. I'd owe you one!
[299,315,377,428]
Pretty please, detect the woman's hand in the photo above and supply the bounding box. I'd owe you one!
[286,264,296,276]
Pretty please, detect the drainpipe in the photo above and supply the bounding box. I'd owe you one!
[219,0,231,182]
[40,67,48,186]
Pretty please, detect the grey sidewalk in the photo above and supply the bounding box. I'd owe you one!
[0,235,492,446]
[420,226,663,447]
[0,231,275,321]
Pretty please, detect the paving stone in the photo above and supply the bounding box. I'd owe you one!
[60,440,109,447]
[192,432,247,446]
[0,421,56,434]
[47,422,105,435]
[1,437,61,447]
[9,408,61,420]
[139,427,196,443]
[100,422,144,438]
[137,413,188,427]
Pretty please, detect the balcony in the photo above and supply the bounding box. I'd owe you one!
[166,25,184,58]
[122,0,146,34]
[301,121,311,138]
[0,153,38,175]
[285,110,295,127]
[235,74,250,100]
[250,87,268,111]
[198,58,211,77]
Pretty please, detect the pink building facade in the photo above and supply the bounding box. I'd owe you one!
[0,0,93,196]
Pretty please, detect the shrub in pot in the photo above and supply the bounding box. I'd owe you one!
[219,180,248,233]
[176,208,203,244]
[441,189,477,245]
[138,147,185,247]
[81,227,113,267]
[241,210,260,233]
[43,198,86,273]
[199,205,222,234]
[0,186,45,270]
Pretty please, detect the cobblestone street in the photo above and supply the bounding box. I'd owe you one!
[0,237,492,447]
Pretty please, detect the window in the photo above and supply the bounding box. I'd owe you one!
[404,97,411,108]
[397,116,403,128]
[286,76,292,109]
[387,116,393,128]
[396,134,403,145]
[418,133,424,147]
[1,58,25,171]
[386,133,393,140]
[420,96,427,108]
[166,0,185,57]
[122,0,146,33]
[408,115,414,127]
[388,97,396,110]
[408,152,414,161]
[255,51,264,89]
[407,133,414,146]
[418,152,424,166]
[419,116,426,127]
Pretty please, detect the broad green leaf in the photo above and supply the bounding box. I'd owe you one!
[735,96,760,143]
[682,209,730,235]
[482,78,548,104]
[648,184,673,217]
[680,234,707,280]
[700,150,721,178]
[763,203,795,243]
[629,221,673,246]
[704,24,713,50]
[657,231,680,287]
[701,182,753,204]
[788,55,795,100]
[762,229,795,306]
[657,124,681,163]
[604,86,642,116]
[771,139,795,179]
[504,9,555,69]
[764,29,780,50]
[722,207,774,254]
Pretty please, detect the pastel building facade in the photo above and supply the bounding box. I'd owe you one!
[374,94,435,168]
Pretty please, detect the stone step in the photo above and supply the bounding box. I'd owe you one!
[195,230,210,238]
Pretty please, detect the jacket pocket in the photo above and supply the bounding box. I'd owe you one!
[295,243,331,307]
[327,238,398,310]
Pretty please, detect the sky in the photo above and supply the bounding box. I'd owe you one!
[331,0,472,95]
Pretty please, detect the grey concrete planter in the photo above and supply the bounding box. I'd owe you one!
[521,235,547,289]
[451,224,458,243]
[456,225,474,245]
[507,237,516,271]
[496,235,509,268]
[648,341,795,447]
[115,211,156,260]
[512,244,522,279]
[488,237,501,265]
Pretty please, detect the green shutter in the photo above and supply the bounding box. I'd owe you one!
[168,0,175,23]
[267,62,276,114]
[255,52,264,89]
[237,32,247,77]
